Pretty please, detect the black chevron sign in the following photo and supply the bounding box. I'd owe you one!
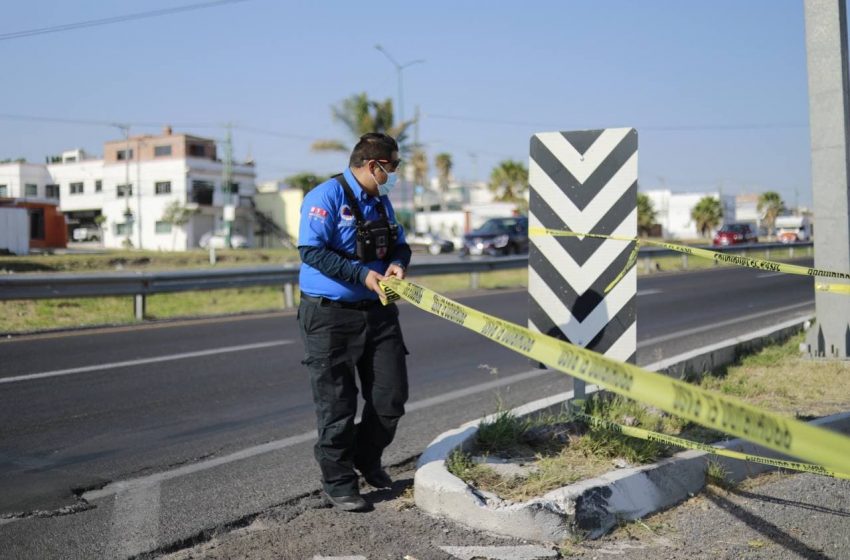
[528,128,637,364]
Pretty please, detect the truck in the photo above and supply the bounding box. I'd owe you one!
[774,215,811,243]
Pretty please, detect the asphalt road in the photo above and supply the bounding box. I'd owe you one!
[0,262,816,558]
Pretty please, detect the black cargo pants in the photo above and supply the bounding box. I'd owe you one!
[297,294,409,497]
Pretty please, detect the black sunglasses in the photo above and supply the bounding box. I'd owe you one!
[375,159,402,170]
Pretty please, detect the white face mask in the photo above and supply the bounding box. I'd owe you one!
[372,162,398,196]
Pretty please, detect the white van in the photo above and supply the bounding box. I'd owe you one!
[775,215,811,243]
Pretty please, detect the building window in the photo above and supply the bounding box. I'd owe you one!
[117,184,133,197]
[117,149,134,161]
[115,223,131,236]
[29,209,45,240]
[155,221,172,234]
[46,184,60,198]
[223,181,240,195]
[64,156,77,163]
[188,144,206,157]
[0,185,7,197]
[191,180,214,205]
[70,182,84,195]
[155,181,171,195]
[154,145,172,157]
[25,184,37,197]
[95,180,102,193]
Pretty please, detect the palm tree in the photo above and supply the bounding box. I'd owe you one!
[435,153,452,209]
[637,193,657,237]
[758,191,784,237]
[285,172,329,195]
[311,93,413,154]
[489,160,529,212]
[690,196,724,238]
[410,149,428,186]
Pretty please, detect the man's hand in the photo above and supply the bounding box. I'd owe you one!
[385,263,406,279]
[364,269,387,302]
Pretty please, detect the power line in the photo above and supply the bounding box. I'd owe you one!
[0,0,252,42]
[425,113,808,132]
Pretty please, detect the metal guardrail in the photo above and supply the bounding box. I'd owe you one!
[0,242,812,320]
[0,256,529,319]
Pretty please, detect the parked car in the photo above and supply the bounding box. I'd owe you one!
[199,231,250,249]
[712,223,758,246]
[461,216,529,256]
[407,232,454,255]
[72,227,101,242]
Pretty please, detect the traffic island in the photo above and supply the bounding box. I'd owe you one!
[414,324,850,542]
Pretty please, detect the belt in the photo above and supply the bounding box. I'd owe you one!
[301,293,381,310]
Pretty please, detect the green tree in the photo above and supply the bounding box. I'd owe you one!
[435,153,452,209]
[285,172,329,195]
[690,196,724,238]
[162,200,197,250]
[757,191,785,236]
[489,160,529,212]
[637,193,657,237]
[311,93,413,154]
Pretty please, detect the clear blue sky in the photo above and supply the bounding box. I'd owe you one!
[1,0,819,206]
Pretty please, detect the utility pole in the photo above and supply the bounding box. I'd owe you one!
[804,0,850,358]
[223,123,234,248]
[114,123,133,249]
[136,136,144,249]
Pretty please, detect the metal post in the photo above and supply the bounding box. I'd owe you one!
[804,0,850,358]
[470,271,480,290]
[284,282,294,308]
[644,255,652,274]
[681,253,688,270]
[789,245,795,259]
[134,294,145,320]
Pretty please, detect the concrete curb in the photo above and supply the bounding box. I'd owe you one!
[414,314,847,542]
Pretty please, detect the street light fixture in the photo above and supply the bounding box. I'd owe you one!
[374,44,424,126]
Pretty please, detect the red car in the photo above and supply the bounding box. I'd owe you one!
[712,223,758,246]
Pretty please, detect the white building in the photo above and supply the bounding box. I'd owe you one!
[1,127,258,250]
[643,189,736,239]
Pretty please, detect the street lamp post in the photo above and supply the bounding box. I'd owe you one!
[374,45,424,231]
[374,45,424,126]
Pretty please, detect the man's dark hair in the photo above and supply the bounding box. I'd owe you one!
[349,132,399,168]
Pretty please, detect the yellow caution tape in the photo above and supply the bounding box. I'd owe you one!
[816,283,850,294]
[379,278,850,476]
[529,226,850,282]
[576,412,850,480]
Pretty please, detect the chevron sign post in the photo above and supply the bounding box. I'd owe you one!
[528,128,638,397]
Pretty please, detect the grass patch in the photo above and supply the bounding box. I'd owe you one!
[0,248,300,274]
[451,332,849,502]
[644,246,812,274]
[700,332,850,418]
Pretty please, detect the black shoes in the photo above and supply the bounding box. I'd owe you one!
[361,467,393,489]
[323,491,370,512]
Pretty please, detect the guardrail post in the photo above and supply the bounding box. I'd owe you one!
[134,294,146,320]
[644,255,652,274]
[470,272,480,290]
[766,247,771,260]
[681,253,688,270]
[283,282,294,308]
[789,246,795,258]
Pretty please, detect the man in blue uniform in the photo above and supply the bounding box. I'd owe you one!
[298,132,412,512]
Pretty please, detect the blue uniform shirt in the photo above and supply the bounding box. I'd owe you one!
[298,167,407,301]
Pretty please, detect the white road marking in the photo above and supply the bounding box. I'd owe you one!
[757,272,786,278]
[312,557,367,560]
[637,301,813,348]
[110,482,161,558]
[82,367,554,502]
[637,288,662,296]
[0,340,294,385]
